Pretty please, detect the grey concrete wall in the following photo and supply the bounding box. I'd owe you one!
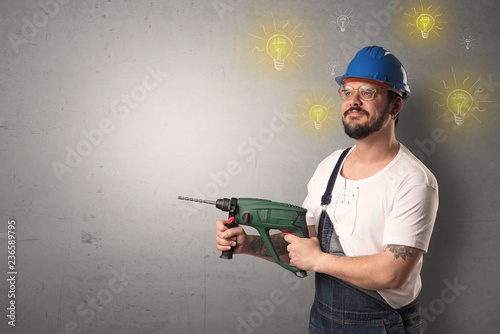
[0,0,498,333]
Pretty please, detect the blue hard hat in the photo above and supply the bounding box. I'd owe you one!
[335,46,411,98]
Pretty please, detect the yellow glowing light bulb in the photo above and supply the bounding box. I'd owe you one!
[446,89,473,126]
[337,15,349,32]
[416,14,435,39]
[266,34,293,71]
[309,105,328,129]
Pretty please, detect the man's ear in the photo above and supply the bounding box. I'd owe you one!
[391,96,403,117]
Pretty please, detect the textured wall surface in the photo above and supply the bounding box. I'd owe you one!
[0,0,499,333]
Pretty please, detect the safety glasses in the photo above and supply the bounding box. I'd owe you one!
[338,85,390,101]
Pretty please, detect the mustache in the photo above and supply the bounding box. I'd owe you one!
[344,107,369,117]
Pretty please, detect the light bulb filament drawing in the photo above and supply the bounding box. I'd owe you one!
[266,34,293,71]
[417,14,435,39]
[309,105,328,129]
[464,39,472,50]
[447,89,473,126]
[337,15,349,32]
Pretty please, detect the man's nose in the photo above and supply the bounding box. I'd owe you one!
[349,91,363,106]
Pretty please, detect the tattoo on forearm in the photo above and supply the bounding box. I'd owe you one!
[387,245,414,261]
[248,234,289,258]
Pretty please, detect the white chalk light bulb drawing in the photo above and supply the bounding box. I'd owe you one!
[464,39,472,50]
[266,34,293,71]
[337,15,350,32]
[309,105,328,129]
[447,89,473,126]
[416,14,435,39]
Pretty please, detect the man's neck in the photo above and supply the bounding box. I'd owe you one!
[354,134,400,165]
[342,133,400,180]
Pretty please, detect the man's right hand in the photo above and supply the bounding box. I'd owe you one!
[215,220,250,255]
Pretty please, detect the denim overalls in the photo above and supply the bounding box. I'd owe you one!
[308,148,423,334]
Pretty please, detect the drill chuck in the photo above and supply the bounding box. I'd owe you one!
[215,198,231,211]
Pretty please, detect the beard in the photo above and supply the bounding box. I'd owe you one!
[342,104,391,140]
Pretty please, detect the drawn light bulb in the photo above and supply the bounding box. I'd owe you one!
[309,105,328,129]
[447,89,473,126]
[416,14,435,39]
[328,62,338,76]
[337,15,349,32]
[464,39,472,50]
[266,34,293,71]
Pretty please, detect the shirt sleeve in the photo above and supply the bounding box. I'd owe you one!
[302,172,323,227]
[382,183,439,252]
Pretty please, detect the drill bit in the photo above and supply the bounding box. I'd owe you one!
[177,196,216,205]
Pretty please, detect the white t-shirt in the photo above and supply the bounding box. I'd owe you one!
[302,144,439,309]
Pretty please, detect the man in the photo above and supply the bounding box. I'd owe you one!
[216,46,438,333]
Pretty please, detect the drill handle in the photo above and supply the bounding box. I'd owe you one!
[220,217,239,259]
[258,228,308,278]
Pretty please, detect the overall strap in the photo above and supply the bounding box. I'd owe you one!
[321,147,351,208]
[317,147,394,309]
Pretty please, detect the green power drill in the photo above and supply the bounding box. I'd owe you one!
[178,196,309,278]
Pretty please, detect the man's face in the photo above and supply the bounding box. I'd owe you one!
[340,80,393,140]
